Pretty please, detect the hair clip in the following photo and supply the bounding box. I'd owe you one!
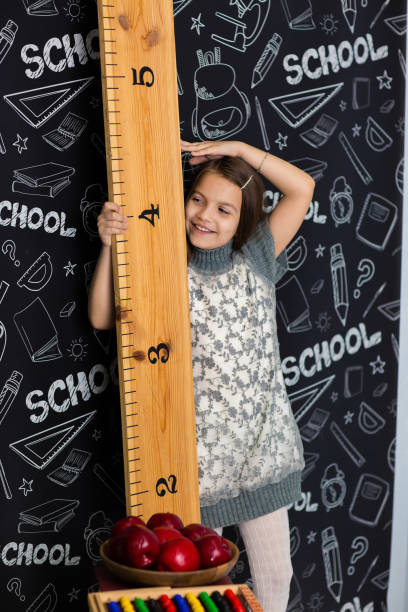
[241,175,253,190]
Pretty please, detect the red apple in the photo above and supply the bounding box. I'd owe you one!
[157,537,200,572]
[111,516,146,538]
[196,534,231,568]
[147,512,184,531]
[181,523,218,542]
[123,525,160,569]
[108,532,128,564]
[153,526,183,545]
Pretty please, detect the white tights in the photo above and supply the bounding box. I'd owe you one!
[214,508,292,612]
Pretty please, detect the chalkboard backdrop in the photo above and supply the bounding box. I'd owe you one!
[0,1,405,610]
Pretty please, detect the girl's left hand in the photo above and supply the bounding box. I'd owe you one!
[181,139,242,165]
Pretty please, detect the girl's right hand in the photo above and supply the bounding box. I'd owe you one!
[97,201,128,247]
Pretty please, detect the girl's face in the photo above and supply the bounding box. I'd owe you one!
[185,172,242,250]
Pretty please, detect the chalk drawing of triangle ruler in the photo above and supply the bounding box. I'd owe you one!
[97,0,200,523]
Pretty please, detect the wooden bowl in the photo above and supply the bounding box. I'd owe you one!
[100,539,239,587]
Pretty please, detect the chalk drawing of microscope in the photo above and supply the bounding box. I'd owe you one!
[191,47,251,141]
[211,0,271,53]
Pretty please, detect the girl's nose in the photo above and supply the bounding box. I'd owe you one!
[197,204,212,221]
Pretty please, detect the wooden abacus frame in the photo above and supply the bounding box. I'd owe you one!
[88,584,264,612]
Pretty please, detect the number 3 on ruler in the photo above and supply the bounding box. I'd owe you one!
[132,66,155,87]
[148,343,169,364]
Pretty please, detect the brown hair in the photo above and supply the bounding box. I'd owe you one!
[185,156,267,262]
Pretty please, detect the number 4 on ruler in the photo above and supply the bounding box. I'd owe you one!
[138,204,160,227]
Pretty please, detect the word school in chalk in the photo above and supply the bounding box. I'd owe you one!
[1,542,80,566]
[26,362,117,424]
[0,201,77,238]
[282,322,382,386]
[20,29,99,79]
[283,33,388,85]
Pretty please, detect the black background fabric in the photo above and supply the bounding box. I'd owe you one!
[0,1,405,610]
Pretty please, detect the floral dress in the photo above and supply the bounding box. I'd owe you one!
[188,219,305,527]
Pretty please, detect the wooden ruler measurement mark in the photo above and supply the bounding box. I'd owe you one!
[97,0,199,522]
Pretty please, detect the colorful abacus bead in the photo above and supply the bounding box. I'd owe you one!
[198,591,219,612]
[185,592,205,612]
[119,596,135,612]
[237,595,251,612]
[224,589,246,612]
[108,602,122,612]
[173,594,191,612]
[159,594,177,612]
[134,598,150,612]
[211,591,233,612]
[146,599,163,612]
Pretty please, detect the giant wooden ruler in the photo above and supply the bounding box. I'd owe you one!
[97,0,200,523]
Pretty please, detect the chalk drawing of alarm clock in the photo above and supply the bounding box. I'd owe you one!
[329,176,354,227]
[191,47,251,141]
[80,183,107,238]
[84,510,113,562]
[320,463,347,511]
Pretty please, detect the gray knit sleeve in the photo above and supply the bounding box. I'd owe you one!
[241,218,289,284]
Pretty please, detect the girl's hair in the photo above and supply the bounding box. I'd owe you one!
[185,156,267,262]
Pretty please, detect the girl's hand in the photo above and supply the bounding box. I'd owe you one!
[97,201,128,247]
[181,139,242,165]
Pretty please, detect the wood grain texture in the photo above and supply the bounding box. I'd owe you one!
[97,0,200,523]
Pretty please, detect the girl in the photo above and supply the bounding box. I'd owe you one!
[88,140,315,612]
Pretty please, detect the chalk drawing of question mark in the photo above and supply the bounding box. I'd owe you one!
[347,536,369,575]
[7,577,25,601]
[354,258,375,298]
[2,239,20,267]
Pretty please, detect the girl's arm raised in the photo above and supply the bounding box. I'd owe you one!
[88,201,128,330]
[237,143,315,258]
[181,139,315,258]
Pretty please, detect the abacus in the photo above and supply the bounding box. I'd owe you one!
[88,585,264,612]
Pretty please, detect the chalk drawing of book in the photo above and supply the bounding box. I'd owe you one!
[43,112,88,151]
[12,162,75,198]
[9,411,96,469]
[289,157,328,181]
[4,77,94,128]
[13,296,62,362]
[18,498,79,534]
[276,275,312,332]
[268,83,343,128]
[47,448,91,486]
[300,408,329,442]
[280,0,315,30]
[356,193,398,250]
[22,0,59,16]
[300,114,338,148]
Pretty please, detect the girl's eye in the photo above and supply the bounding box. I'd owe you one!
[219,208,229,214]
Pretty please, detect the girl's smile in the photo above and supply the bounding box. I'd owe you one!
[185,172,242,250]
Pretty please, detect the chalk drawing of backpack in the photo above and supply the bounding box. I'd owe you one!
[191,47,251,141]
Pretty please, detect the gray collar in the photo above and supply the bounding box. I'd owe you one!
[189,238,234,271]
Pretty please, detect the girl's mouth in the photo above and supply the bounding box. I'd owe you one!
[192,223,214,234]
